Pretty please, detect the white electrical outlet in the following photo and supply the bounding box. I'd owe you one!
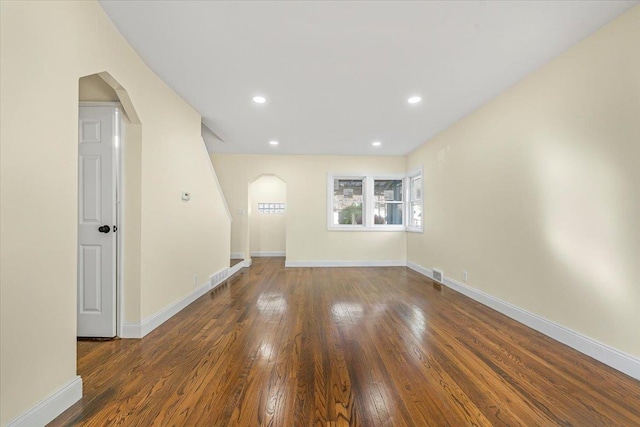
[463,271,468,282]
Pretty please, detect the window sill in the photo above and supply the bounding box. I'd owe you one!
[328,225,408,232]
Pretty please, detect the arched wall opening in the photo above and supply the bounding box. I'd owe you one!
[78,71,142,334]
[247,174,287,260]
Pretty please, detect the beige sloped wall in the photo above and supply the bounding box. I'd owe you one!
[0,1,230,424]
[250,176,287,254]
[407,5,640,357]
[211,154,407,263]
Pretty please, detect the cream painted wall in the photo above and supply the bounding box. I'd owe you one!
[249,176,287,254]
[212,154,407,263]
[407,6,640,358]
[79,74,119,102]
[122,121,143,324]
[0,1,230,424]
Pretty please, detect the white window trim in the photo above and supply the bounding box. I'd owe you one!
[405,166,424,233]
[327,172,412,231]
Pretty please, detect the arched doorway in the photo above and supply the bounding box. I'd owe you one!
[77,72,141,338]
[248,175,287,260]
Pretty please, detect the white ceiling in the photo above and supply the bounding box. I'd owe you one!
[99,0,637,156]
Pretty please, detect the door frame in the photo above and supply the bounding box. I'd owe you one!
[78,101,125,337]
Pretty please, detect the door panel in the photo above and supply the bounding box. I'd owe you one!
[78,105,116,337]
[79,155,102,223]
[79,245,102,313]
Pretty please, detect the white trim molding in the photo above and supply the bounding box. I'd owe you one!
[250,251,285,257]
[230,252,244,260]
[228,261,244,277]
[285,260,406,268]
[406,261,433,278]
[7,376,82,427]
[121,321,142,339]
[121,266,241,339]
[405,166,424,233]
[406,261,640,381]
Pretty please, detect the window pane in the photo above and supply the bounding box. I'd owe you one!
[374,179,403,202]
[410,176,422,201]
[411,201,422,227]
[333,179,363,225]
[374,202,403,225]
[373,179,403,225]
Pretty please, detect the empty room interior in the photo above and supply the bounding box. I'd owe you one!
[2,1,640,426]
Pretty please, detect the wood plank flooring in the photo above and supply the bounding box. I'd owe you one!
[50,257,640,426]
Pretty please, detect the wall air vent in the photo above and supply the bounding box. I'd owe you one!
[432,269,444,284]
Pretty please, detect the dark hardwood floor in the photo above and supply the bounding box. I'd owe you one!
[230,258,242,268]
[50,257,640,426]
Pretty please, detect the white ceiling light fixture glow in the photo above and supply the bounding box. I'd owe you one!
[407,96,422,104]
[372,141,382,147]
[253,95,266,104]
[269,140,279,146]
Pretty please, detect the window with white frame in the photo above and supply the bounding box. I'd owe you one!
[407,172,423,231]
[258,202,285,214]
[329,174,411,230]
[328,170,422,231]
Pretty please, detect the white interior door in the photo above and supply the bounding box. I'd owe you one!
[78,105,117,337]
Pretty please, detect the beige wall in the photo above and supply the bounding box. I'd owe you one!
[79,74,119,102]
[0,1,230,424]
[250,176,287,254]
[212,154,407,263]
[407,6,640,358]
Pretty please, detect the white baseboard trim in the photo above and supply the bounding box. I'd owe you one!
[285,260,407,268]
[406,261,640,381]
[250,251,285,257]
[230,252,244,259]
[138,280,213,338]
[243,258,253,267]
[228,261,244,278]
[121,322,142,339]
[7,376,82,427]
[121,266,237,339]
[406,261,433,278]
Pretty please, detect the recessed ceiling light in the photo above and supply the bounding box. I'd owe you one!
[269,140,279,146]
[253,95,266,104]
[372,141,382,147]
[407,96,422,104]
